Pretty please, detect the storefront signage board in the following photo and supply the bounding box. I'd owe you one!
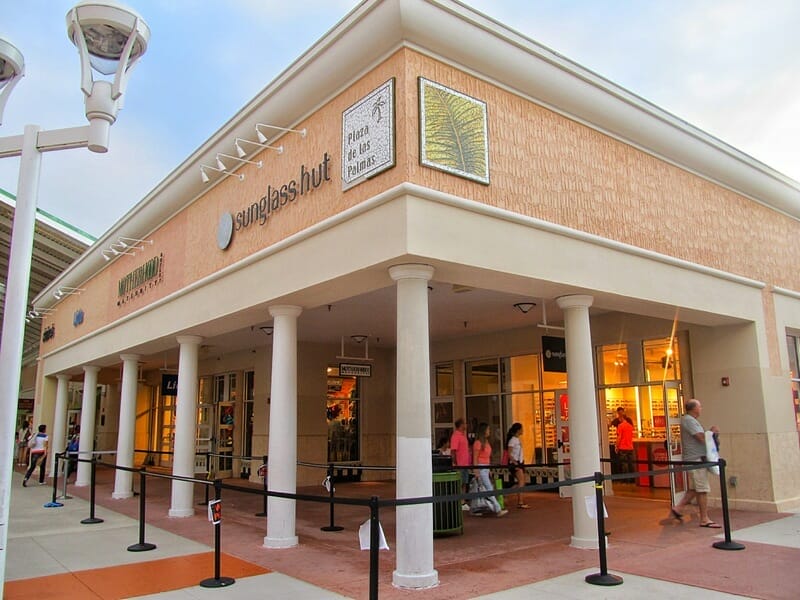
[341,78,395,189]
[161,374,178,396]
[339,363,372,377]
[542,335,567,372]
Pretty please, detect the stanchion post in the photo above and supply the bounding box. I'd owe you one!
[199,479,235,588]
[128,468,156,552]
[61,452,73,500]
[712,458,745,551]
[369,495,380,600]
[44,452,64,508]
[80,456,104,524]
[321,463,344,532]
[255,455,268,517]
[585,471,623,586]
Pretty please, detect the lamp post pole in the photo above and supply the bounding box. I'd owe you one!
[0,2,150,583]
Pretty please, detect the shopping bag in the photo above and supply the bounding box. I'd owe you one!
[495,477,505,509]
[705,430,720,475]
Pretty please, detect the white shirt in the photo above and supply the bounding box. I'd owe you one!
[508,436,523,463]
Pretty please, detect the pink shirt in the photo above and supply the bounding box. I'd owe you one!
[450,429,470,466]
[473,439,492,465]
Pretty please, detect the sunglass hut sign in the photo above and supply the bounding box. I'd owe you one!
[216,153,331,250]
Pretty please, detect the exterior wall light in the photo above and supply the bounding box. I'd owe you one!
[0,38,24,125]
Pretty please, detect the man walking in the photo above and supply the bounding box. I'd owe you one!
[670,400,721,528]
[23,424,49,487]
[450,418,471,510]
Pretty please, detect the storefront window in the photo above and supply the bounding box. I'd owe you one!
[643,338,681,382]
[435,362,454,396]
[501,355,540,392]
[326,366,360,462]
[597,343,630,385]
[465,359,499,394]
[787,335,800,435]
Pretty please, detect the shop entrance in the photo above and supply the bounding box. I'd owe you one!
[551,390,571,498]
[665,381,687,505]
[197,373,239,478]
[326,367,360,463]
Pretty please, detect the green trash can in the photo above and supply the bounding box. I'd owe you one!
[432,470,463,536]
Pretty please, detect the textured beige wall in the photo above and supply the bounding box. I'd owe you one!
[42,48,799,356]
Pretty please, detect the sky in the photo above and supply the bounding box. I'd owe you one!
[1,0,798,239]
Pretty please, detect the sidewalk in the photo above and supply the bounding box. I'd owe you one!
[5,466,800,599]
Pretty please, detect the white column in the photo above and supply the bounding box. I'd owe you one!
[389,264,439,589]
[169,336,203,517]
[49,374,71,475]
[556,294,601,549]
[264,305,302,549]
[113,354,140,499]
[76,365,101,487]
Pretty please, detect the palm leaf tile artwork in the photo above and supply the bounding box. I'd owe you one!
[420,78,489,184]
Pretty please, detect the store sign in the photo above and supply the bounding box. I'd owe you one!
[339,363,372,377]
[161,374,178,396]
[341,78,395,189]
[117,254,164,306]
[42,324,56,343]
[219,153,332,250]
[542,335,566,372]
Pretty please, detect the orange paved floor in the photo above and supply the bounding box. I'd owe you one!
[4,552,269,600]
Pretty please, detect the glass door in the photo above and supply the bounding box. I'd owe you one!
[157,393,175,469]
[326,367,360,462]
[214,373,238,478]
[665,381,686,504]
[196,377,213,477]
[554,390,571,498]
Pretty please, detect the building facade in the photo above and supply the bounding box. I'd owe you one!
[29,0,800,588]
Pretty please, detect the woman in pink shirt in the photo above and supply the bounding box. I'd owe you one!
[472,422,507,517]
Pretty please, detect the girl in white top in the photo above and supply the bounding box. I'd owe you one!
[505,422,528,509]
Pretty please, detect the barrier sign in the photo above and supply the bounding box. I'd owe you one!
[339,363,372,377]
[208,499,221,524]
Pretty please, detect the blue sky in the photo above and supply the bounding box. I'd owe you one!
[1,0,798,237]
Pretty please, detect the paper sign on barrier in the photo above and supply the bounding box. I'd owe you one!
[358,519,389,550]
[584,495,608,519]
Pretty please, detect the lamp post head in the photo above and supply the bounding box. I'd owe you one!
[66,0,150,152]
[0,37,25,125]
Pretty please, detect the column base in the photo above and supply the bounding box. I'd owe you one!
[392,569,439,589]
[73,480,89,488]
[168,507,195,518]
[263,535,298,549]
[112,491,133,500]
[570,534,600,549]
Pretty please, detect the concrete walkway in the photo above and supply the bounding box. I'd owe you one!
[5,467,800,599]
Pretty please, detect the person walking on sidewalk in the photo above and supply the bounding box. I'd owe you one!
[473,422,507,517]
[669,399,721,528]
[505,422,529,509]
[23,424,49,487]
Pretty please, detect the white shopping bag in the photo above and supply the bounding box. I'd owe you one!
[358,519,389,550]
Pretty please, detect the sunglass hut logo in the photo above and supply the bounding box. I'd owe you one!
[217,153,331,250]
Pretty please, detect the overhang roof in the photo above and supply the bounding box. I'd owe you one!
[35,0,800,308]
[0,188,94,365]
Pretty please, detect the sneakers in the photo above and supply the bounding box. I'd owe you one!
[22,479,27,487]
[461,503,470,511]
[496,509,509,517]
[38,481,46,486]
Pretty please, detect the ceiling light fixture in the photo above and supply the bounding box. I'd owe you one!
[255,123,307,144]
[513,302,536,314]
[350,334,368,344]
[260,326,273,335]
[234,137,283,158]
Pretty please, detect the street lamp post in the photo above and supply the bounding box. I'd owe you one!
[0,1,150,583]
